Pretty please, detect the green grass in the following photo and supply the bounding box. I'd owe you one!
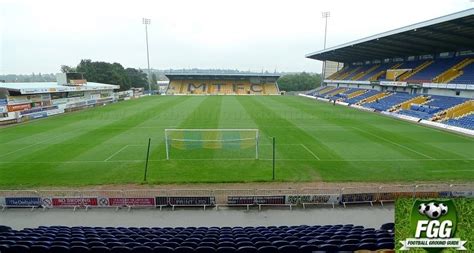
[0,95,473,187]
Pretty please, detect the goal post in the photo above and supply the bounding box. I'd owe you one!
[164,129,259,160]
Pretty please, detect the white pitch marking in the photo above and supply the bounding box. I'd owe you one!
[259,144,302,146]
[0,158,473,164]
[0,135,63,158]
[352,127,435,159]
[300,144,321,160]
[104,145,130,161]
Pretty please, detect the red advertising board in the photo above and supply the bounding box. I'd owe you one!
[52,198,98,207]
[7,103,31,112]
[108,198,155,207]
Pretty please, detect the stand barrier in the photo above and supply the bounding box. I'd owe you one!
[1,184,472,210]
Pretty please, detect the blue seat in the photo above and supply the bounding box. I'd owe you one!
[16,240,33,247]
[132,246,153,253]
[338,244,358,251]
[198,242,216,248]
[236,246,257,253]
[182,242,198,248]
[111,246,132,253]
[50,245,72,253]
[144,242,161,248]
[70,246,90,253]
[256,245,278,253]
[30,245,50,253]
[298,245,318,253]
[195,246,217,253]
[317,244,338,251]
[153,246,174,253]
[219,241,235,246]
[289,240,306,247]
[125,242,141,248]
[377,237,394,243]
[174,246,194,253]
[163,242,180,249]
[253,241,270,248]
[8,244,29,253]
[377,242,394,250]
[278,245,299,253]
[236,241,253,248]
[216,247,235,253]
[90,246,110,253]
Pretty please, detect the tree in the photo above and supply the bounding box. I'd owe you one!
[126,68,148,88]
[60,65,76,73]
[277,72,322,91]
[151,73,158,90]
[75,59,131,91]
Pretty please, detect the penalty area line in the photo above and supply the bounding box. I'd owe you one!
[300,144,320,160]
[104,145,130,161]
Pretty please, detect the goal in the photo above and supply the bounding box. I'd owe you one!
[164,129,259,160]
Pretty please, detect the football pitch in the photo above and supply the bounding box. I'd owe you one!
[0,95,473,188]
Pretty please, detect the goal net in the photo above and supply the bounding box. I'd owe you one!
[165,129,259,160]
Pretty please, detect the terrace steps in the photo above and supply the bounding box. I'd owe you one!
[455,111,474,120]
[397,60,434,81]
[360,92,392,104]
[437,100,474,121]
[444,100,474,119]
[347,89,367,99]
[338,66,362,80]
[351,65,380,81]
[327,66,348,80]
[432,58,474,83]
[327,88,347,96]
[369,63,402,81]
[395,95,430,111]
[318,86,337,95]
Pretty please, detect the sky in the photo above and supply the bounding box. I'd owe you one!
[0,0,472,74]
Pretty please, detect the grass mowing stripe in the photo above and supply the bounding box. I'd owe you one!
[236,96,343,160]
[0,96,169,144]
[1,95,473,187]
[265,96,427,160]
[277,96,470,160]
[8,96,189,163]
[351,126,434,159]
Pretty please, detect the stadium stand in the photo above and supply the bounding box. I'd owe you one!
[450,59,474,84]
[363,92,415,111]
[325,56,474,83]
[328,88,359,100]
[445,113,474,130]
[345,90,381,104]
[408,57,469,83]
[305,9,474,133]
[316,86,337,96]
[0,224,395,252]
[165,73,280,95]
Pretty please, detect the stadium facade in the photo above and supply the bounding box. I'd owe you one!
[305,8,474,133]
[165,73,281,95]
[0,73,119,125]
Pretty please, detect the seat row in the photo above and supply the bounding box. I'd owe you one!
[0,224,394,252]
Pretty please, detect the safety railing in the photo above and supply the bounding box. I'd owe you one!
[0,184,472,211]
